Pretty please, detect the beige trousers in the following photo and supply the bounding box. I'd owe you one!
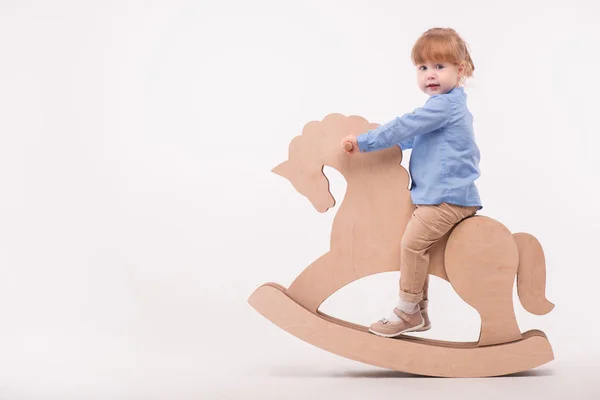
[399,202,479,303]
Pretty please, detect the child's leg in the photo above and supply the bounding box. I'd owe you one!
[422,274,429,301]
[399,203,478,306]
[417,275,431,331]
[369,203,477,337]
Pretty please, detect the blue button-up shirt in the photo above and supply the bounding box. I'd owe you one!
[357,86,482,209]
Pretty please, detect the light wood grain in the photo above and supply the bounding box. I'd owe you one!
[250,113,554,376]
[249,284,554,378]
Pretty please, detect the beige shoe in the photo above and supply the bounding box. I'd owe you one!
[369,307,425,338]
[415,299,431,332]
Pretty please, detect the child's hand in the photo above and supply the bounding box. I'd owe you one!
[341,135,359,154]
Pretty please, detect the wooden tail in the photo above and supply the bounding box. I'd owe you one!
[514,233,555,315]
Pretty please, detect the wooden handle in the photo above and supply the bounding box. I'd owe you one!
[343,142,354,151]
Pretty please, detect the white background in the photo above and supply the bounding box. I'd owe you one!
[0,0,599,398]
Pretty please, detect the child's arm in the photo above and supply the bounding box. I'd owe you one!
[356,96,451,153]
[397,137,415,150]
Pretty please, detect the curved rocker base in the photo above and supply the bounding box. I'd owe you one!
[248,283,554,378]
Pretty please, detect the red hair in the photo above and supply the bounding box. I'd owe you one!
[411,28,475,86]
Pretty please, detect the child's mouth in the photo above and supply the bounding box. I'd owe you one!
[427,84,440,89]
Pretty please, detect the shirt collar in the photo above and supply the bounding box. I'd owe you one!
[445,86,466,102]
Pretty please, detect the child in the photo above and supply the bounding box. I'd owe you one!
[341,28,482,337]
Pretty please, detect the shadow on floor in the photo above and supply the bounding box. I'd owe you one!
[268,365,555,379]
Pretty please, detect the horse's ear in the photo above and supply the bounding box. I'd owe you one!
[272,160,290,179]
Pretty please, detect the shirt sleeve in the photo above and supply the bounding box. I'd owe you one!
[397,137,415,150]
[356,95,452,153]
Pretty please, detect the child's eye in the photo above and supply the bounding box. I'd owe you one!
[436,64,445,69]
[419,66,427,71]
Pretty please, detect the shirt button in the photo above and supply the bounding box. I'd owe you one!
[361,149,366,152]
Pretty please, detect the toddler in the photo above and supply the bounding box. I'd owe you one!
[341,28,482,337]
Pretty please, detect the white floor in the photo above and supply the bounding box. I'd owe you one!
[3,359,597,399]
[0,329,595,400]
[206,360,598,400]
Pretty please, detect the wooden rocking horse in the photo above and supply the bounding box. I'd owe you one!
[248,113,554,377]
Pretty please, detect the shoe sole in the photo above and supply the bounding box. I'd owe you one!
[368,319,426,338]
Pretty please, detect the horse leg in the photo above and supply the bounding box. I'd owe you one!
[285,252,340,313]
[286,248,400,314]
[469,272,522,346]
[445,216,523,346]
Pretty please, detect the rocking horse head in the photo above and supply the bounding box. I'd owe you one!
[271,119,338,213]
[272,135,335,213]
[271,113,385,213]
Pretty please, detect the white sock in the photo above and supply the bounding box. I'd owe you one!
[397,298,419,314]
[386,299,418,322]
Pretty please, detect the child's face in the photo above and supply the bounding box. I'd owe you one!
[416,61,464,95]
